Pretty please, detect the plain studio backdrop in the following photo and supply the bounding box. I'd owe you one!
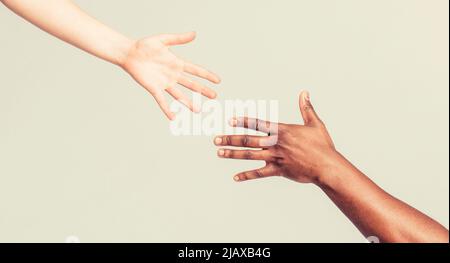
[0,0,448,242]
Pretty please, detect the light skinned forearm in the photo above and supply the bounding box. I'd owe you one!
[1,0,222,119]
[317,152,449,243]
[1,0,133,66]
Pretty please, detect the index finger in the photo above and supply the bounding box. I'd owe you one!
[229,117,279,135]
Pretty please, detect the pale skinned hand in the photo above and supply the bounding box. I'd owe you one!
[121,32,221,120]
[214,91,338,183]
[1,0,221,121]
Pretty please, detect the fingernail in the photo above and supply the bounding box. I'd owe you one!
[304,91,311,102]
[218,149,225,157]
[214,137,222,145]
[229,118,238,126]
[233,175,240,182]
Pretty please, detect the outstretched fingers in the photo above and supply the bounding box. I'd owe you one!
[229,117,280,135]
[184,62,221,84]
[152,90,175,120]
[233,164,279,182]
[214,135,278,148]
[166,87,199,113]
[217,148,272,161]
[178,75,217,99]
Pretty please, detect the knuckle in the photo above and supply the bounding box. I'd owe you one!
[241,173,248,180]
[273,156,284,166]
[242,136,249,147]
[244,150,253,160]
[225,136,232,145]
[255,119,261,131]
[245,118,254,129]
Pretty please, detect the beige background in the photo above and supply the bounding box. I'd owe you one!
[0,0,448,242]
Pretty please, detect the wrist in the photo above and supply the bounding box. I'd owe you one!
[111,36,134,67]
[313,150,354,190]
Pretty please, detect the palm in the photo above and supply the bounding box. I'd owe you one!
[121,32,220,120]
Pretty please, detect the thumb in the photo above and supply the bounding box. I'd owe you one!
[299,90,321,126]
[160,31,196,46]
